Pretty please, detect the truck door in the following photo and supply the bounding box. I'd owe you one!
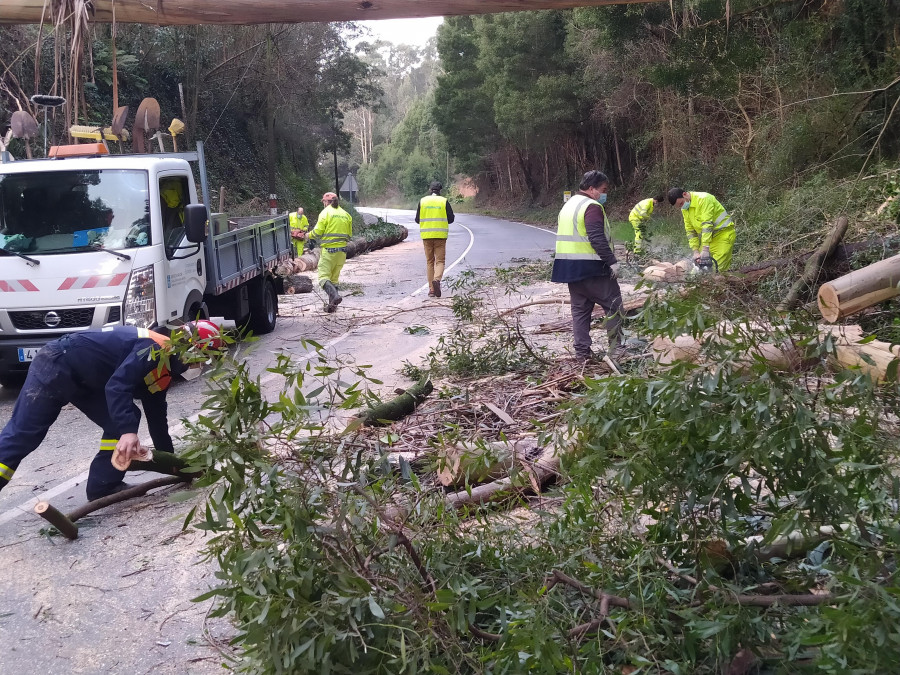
[158,174,205,324]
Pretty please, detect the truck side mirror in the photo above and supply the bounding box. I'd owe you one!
[184,203,208,243]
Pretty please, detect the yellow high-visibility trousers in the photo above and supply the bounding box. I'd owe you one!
[629,217,645,253]
[318,249,346,286]
[708,228,736,272]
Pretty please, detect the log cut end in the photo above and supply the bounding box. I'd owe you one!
[817,283,841,322]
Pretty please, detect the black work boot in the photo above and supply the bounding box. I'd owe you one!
[432,279,441,298]
[323,281,342,312]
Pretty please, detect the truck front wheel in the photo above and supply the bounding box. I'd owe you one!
[248,278,278,335]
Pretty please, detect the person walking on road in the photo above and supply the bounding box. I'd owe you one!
[0,321,223,501]
[414,181,455,298]
[552,170,624,362]
[667,188,736,272]
[311,192,353,312]
[289,206,309,256]
[628,194,664,255]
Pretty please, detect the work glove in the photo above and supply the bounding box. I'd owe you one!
[609,263,620,279]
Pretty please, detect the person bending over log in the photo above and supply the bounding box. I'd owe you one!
[289,206,310,256]
[668,188,737,273]
[0,322,223,501]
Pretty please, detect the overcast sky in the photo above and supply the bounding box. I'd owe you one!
[357,17,444,47]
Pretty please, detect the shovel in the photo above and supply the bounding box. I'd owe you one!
[10,110,39,159]
[30,94,66,156]
[168,118,185,151]
[132,97,160,153]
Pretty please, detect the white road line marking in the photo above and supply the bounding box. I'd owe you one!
[411,222,475,297]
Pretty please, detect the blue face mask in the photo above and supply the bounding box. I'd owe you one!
[598,193,608,204]
[681,200,691,210]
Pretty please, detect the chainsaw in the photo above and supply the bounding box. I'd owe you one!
[694,256,718,274]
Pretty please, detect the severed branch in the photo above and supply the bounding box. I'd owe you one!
[547,569,837,640]
[500,297,572,316]
[34,475,190,539]
[776,216,849,311]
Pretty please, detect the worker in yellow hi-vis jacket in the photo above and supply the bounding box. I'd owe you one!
[310,192,353,312]
[414,181,455,298]
[667,188,736,272]
[289,207,309,256]
[628,194,664,255]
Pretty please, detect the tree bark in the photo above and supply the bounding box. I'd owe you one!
[34,475,191,539]
[817,253,900,322]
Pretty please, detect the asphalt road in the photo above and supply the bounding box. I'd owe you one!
[0,209,556,674]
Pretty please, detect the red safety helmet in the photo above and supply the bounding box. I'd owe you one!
[183,319,224,353]
[322,192,338,204]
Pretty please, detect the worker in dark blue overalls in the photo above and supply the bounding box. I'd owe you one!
[0,321,222,501]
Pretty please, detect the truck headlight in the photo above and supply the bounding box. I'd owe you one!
[124,265,156,328]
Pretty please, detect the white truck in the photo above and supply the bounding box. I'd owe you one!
[0,141,293,387]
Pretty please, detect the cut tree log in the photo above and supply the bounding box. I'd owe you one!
[817,252,900,322]
[641,260,690,282]
[283,274,314,294]
[0,1,662,26]
[359,377,433,427]
[777,216,848,311]
[34,501,79,540]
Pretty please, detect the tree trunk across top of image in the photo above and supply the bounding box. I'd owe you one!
[0,0,661,25]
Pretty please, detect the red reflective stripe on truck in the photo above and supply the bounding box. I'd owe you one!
[0,280,37,292]
[57,274,129,291]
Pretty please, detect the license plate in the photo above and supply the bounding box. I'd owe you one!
[17,347,41,362]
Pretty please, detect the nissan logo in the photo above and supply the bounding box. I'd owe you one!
[43,311,61,328]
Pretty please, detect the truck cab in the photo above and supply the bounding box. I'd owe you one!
[0,146,290,387]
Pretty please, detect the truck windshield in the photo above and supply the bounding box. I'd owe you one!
[0,169,151,255]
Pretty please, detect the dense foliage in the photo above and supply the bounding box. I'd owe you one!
[182,280,900,673]
[0,20,380,215]
[431,1,900,205]
[351,0,900,233]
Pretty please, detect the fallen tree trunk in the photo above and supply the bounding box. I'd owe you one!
[445,441,564,509]
[777,216,848,311]
[0,0,661,25]
[739,234,900,277]
[129,449,201,478]
[437,437,537,488]
[817,252,900,321]
[359,377,433,427]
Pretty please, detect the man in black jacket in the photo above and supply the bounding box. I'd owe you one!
[551,170,624,362]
